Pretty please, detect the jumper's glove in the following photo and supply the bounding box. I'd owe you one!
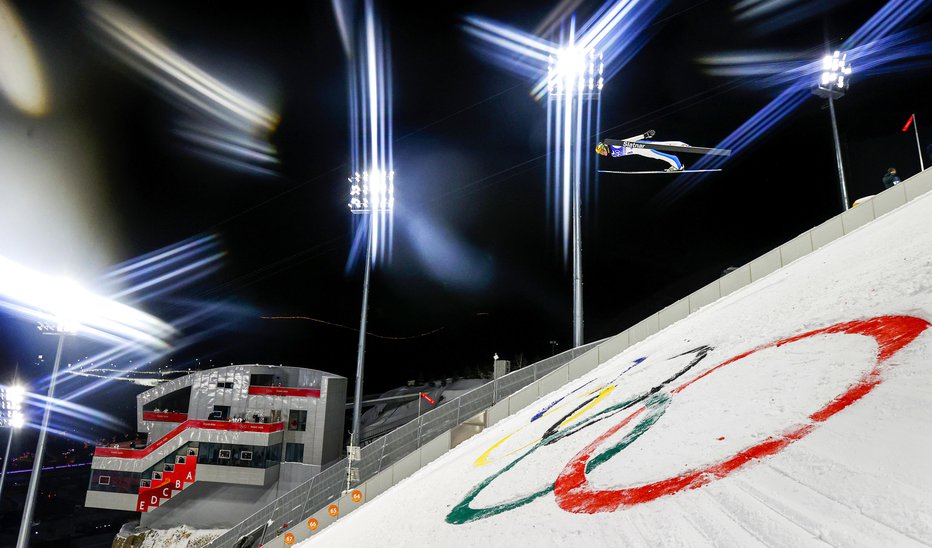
[595,142,609,156]
[644,129,656,138]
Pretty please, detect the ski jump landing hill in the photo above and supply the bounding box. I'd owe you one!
[289,171,932,547]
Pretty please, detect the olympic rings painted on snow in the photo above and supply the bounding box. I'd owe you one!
[448,316,928,522]
[553,315,929,513]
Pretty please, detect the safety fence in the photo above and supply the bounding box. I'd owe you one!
[205,341,601,548]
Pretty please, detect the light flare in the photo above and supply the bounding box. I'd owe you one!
[86,0,278,132]
[344,0,394,266]
[0,0,49,116]
[0,255,174,350]
[100,234,225,304]
[85,0,280,174]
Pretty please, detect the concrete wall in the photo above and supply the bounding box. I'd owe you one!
[197,464,277,487]
[450,412,486,449]
[84,491,136,512]
[255,170,932,548]
[317,376,347,466]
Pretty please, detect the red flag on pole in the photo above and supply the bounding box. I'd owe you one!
[902,114,915,132]
[419,392,436,405]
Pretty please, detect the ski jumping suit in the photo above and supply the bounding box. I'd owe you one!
[607,132,687,171]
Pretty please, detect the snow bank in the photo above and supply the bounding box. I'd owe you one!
[118,525,225,548]
[305,191,932,547]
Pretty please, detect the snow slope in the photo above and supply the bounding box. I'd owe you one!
[305,191,932,547]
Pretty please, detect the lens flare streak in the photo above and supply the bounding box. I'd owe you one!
[0,255,173,349]
[343,0,394,266]
[0,0,50,116]
[102,234,225,303]
[86,0,278,132]
[86,0,280,174]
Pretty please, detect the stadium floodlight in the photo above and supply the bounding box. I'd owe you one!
[1,383,27,503]
[811,50,854,211]
[0,384,26,429]
[348,169,395,214]
[548,46,603,96]
[0,256,174,349]
[816,50,852,97]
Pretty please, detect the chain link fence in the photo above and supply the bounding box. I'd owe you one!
[205,341,600,548]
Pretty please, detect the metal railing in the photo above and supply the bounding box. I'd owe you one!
[206,341,600,548]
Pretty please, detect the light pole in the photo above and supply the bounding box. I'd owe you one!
[0,257,171,546]
[17,325,72,547]
[346,169,393,491]
[547,41,602,348]
[341,0,393,492]
[902,114,925,172]
[812,50,853,211]
[0,383,26,503]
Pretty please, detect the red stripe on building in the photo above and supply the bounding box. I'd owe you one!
[95,420,283,458]
[142,412,189,422]
[247,386,321,397]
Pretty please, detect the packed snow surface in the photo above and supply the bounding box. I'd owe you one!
[305,191,932,547]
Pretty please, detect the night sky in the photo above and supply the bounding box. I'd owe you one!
[2,0,931,447]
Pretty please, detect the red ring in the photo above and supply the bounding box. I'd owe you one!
[554,315,929,513]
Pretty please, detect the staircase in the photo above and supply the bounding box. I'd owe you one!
[136,446,199,512]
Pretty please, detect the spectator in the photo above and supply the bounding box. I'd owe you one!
[883,167,901,189]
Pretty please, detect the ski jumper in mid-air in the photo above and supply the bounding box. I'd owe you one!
[595,129,689,172]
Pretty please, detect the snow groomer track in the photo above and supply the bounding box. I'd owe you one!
[304,178,932,547]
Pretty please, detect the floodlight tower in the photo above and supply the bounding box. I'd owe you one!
[347,168,394,449]
[0,383,26,503]
[811,50,853,211]
[547,40,603,348]
[343,0,394,492]
[18,321,74,547]
[345,172,393,491]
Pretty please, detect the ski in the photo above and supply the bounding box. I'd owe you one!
[599,169,722,174]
